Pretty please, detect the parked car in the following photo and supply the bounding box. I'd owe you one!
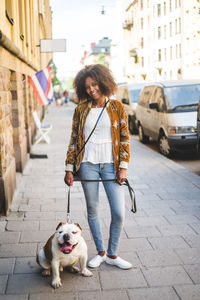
[116,83,147,133]
[136,81,200,157]
[197,97,200,153]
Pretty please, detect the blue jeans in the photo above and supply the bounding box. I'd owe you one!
[78,162,125,256]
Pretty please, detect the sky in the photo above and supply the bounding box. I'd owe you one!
[50,0,117,81]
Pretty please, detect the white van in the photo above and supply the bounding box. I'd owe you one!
[116,83,147,133]
[136,81,200,157]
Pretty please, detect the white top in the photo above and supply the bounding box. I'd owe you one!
[82,108,114,163]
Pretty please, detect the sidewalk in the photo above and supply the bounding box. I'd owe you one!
[0,101,200,300]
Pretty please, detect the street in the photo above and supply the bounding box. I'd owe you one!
[0,101,200,299]
[135,136,200,176]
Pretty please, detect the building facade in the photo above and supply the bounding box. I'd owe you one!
[0,0,52,215]
[122,0,200,82]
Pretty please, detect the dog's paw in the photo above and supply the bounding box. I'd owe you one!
[70,266,80,273]
[51,278,62,289]
[82,268,93,277]
[42,269,51,276]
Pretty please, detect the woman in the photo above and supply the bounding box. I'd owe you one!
[64,64,132,270]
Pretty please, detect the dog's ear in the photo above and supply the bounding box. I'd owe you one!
[74,222,82,231]
[56,221,66,230]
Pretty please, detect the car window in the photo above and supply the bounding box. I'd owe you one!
[139,86,154,107]
[164,84,200,112]
[116,87,125,100]
[129,89,142,103]
[154,87,165,112]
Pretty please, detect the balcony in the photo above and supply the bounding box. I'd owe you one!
[123,19,133,30]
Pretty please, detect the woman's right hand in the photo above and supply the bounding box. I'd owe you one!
[64,171,73,186]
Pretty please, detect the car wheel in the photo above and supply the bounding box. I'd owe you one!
[138,124,149,143]
[128,116,136,134]
[158,134,172,157]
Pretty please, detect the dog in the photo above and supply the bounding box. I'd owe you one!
[36,221,92,288]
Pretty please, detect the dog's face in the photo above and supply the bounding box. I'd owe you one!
[55,222,82,254]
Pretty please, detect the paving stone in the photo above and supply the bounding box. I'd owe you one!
[78,290,129,300]
[143,207,176,216]
[20,230,53,243]
[14,257,41,274]
[137,249,182,267]
[183,264,200,284]
[0,295,28,300]
[174,284,200,300]
[24,212,55,220]
[127,286,179,300]
[0,275,8,293]
[30,293,78,300]
[0,258,15,274]
[124,225,161,238]
[100,268,147,289]
[189,223,200,234]
[5,212,25,220]
[6,221,39,231]
[0,243,37,258]
[118,238,153,251]
[0,232,20,244]
[134,216,169,226]
[18,203,40,212]
[175,248,200,264]
[148,236,190,250]
[142,266,192,286]
[157,224,196,236]
[182,234,200,248]
[165,215,200,225]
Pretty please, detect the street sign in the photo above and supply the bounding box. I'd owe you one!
[40,39,66,52]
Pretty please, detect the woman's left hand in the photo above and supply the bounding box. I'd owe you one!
[116,168,127,183]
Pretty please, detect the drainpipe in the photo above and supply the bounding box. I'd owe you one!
[0,30,38,72]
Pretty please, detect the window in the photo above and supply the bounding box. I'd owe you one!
[157,4,161,16]
[164,48,167,60]
[141,57,144,67]
[141,0,143,10]
[141,37,144,48]
[179,44,182,58]
[179,0,181,7]
[158,49,161,61]
[155,88,165,112]
[164,25,167,38]
[175,0,178,8]
[170,46,173,60]
[5,0,14,25]
[141,18,144,29]
[169,22,172,36]
[164,2,166,15]
[179,18,181,33]
[18,0,25,40]
[176,44,178,58]
[175,19,178,34]
[169,0,172,12]
[158,27,161,39]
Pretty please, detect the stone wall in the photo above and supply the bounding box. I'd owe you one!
[0,66,16,214]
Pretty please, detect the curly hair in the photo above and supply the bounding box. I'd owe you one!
[73,64,117,101]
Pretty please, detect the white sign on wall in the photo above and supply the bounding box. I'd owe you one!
[40,39,66,52]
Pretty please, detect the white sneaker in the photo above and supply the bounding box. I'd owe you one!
[88,255,106,268]
[106,256,132,270]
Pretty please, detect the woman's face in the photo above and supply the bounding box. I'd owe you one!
[85,77,103,101]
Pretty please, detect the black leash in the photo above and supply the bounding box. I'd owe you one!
[67,178,137,221]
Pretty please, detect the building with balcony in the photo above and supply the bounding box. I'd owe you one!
[122,0,200,82]
[0,0,52,215]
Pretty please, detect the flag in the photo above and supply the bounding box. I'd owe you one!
[28,66,53,106]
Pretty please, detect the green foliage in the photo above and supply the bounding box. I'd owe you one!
[95,54,109,67]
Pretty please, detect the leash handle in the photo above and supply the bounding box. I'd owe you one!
[71,178,137,214]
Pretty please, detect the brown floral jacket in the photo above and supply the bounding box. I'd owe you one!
[65,99,130,173]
